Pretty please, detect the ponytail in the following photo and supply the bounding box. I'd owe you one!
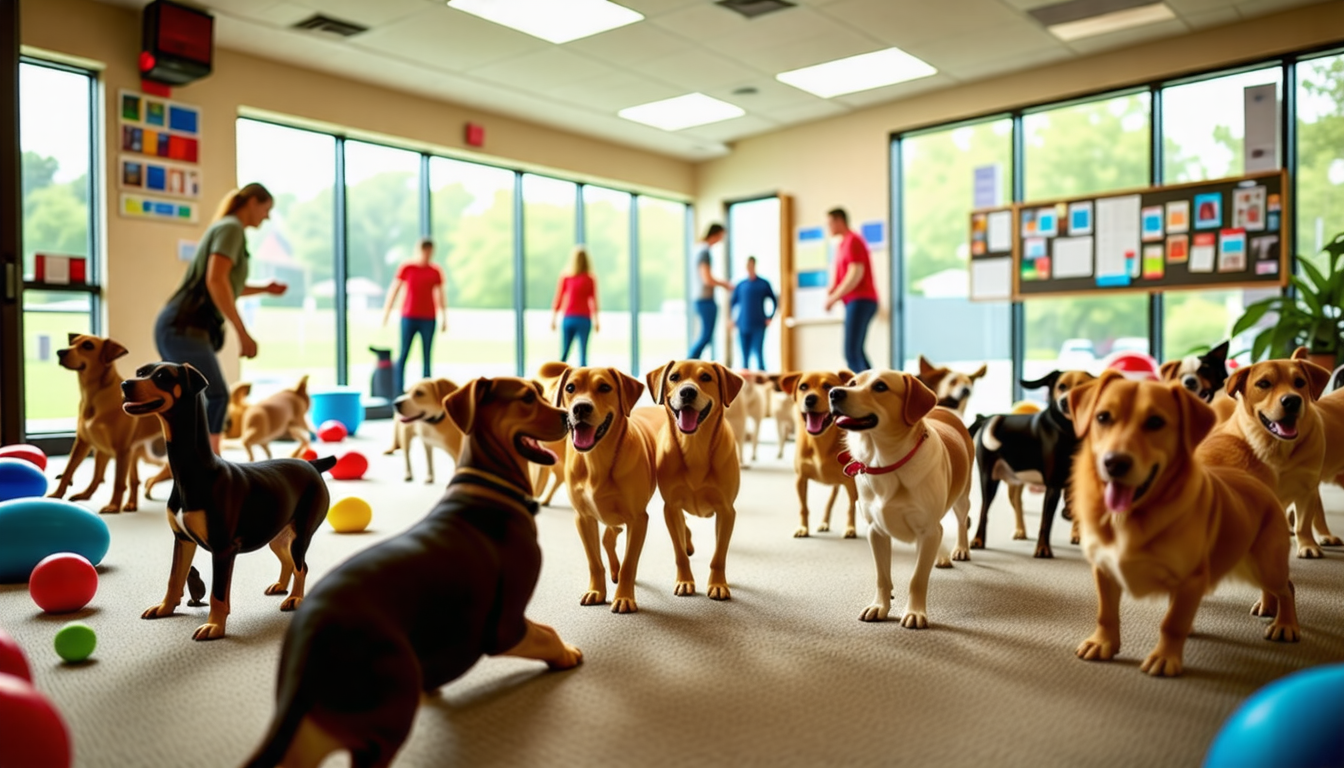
[213,182,273,222]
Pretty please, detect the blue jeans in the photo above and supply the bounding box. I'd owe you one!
[689,299,717,359]
[560,316,591,366]
[154,307,229,434]
[397,317,436,393]
[844,299,878,373]
[739,325,766,371]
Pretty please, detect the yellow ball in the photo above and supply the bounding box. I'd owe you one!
[1010,400,1042,415]
[327,497,372,533]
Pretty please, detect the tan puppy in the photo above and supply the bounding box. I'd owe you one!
[1290,348,1344,548]
[224,376,312,461]
[550,364,658,613]
[1068,373,1299,677]
[645,360,744,600]
[917,355,988,416]
[50,333,170,513]
[779,369,858,538]
[385,377,463,484]
[724,371,769,465]
[530,362,572,507]
[772,389,795,459]
[1215,355,1331,557]
[830,371,973,629]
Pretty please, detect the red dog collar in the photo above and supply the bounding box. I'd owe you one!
[838,431,929,478]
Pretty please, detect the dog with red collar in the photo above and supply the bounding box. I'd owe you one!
[829,370,973,630]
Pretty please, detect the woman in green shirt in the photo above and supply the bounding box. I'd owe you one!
[154,183,286,453]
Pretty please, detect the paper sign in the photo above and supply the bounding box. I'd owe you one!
[861,221,885,249]
[987,210,1012,253]
[1256,261,1279,275]
[1219,228,1247,272]
[1166,234,1188,263]
[1194,192,1222,230]
[971,257,1011,301]
[973,164,1003,209]
[1141,206,1164,242]
[1166,200,1190,234]
[1233,186,1266,232]
[1036,207,1058,238]
[1244,83,1278,173]
[1053,236,1093,279]
[1096,195,1140,285]
[1142,244,1164,280]
[1190,233,1216,273]
[1068,201,1093,235]
[1250,235,1279,262]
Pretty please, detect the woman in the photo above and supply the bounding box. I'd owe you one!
[689,223,731,359]
[382,238,447,394]
[155,183,287,454]
[550,246,599,366]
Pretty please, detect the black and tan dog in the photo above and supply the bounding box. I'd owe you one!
[242,377,581,768]
[122,362,335,641]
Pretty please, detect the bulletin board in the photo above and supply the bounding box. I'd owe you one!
[968,206,1015,302]
[117,89,203,224]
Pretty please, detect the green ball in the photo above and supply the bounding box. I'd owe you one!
[54,622,96,663]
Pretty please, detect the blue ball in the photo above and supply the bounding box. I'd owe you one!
[0,498,111,583]
[0,458,48,502]
[1205,664,1344,768]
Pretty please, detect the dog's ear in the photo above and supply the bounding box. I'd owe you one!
[553,366,573,408]
[293,375,309,396]
[434,378,460,404]
[445,378,492,435]
[99,338,129,363]
[645,361,673,406]
[182,363,210,394]
[838,369,856,385]
[1301,360,1332,401]
[1171,383,1216,454]
[779,372,802,396]
[917,356,936,379]
[67,333,80,345]
[612,369,645,417]
[1207,340,1230,366]
[1020,370,1060,391]
[1291,346,1309,361]
[901,373,938,427]
[1067,378,1103,439]
[715,363,746,408]
[229,382,252,404]
[1226,365,1252,398]
[538,361,571,381]
[1159,360,1181,382]
[969,363,988,381]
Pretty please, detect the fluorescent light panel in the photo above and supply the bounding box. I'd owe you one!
[618,93,746,131]
[775,48,936,99]
[446,0,643,45]
[1047,2,1175,41]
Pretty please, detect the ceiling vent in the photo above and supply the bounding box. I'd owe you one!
[716,0,795,20]
[291,14,368,38]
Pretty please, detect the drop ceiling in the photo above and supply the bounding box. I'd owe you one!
[93,0,1326,161]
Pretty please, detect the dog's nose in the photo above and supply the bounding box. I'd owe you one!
[120,381,135,396]
[1281,394,1302,413]
[804,393,818,408]
[56,349,68,359]
[677,386,697,403]
[1181,375,1199,392]
[829,389,846,403]
[1102,452,1132,479]
[572,401,593,420]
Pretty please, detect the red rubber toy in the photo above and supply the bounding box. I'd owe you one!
[0,445,46,471]
[0,672,71,768]
[328,452,368,481]
[0,627,31,683]
[317,420,347,443]
[28,553,98,614]
[300,449,318,461]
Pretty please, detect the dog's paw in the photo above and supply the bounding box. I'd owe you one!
[1012,529,1028,541]
[673,580,696,597]
[579,590,605,607]
[859,603,889,622]
[1075,635,1117,661]
[816,521,830,533]
[1265,621,1300,643]
[548,643,584,671]
[1070,533,1081,545]
[124,501,138,512]
[935,555,952,568]
[141,602,177,619]
[793,527,810,538]
[970,536,985,549]
[1296,543,1323,559]
[403,475,413,483]
[611,597,638,614]
[1250,599,1277,618]
[264,582,289,596]
[900,611,929,630]
[280,596,302,612]
[97,503,121,514]
[1320,535,1343,547]
[951,547,969,562]
[69,491,94,502]
[707,584,731,601]
[1034,544,1054,559]
[844,526,857,539]
[1140,650,1183,677]
[192,622,227,641]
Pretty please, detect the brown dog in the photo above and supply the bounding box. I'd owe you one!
[531,362,572,506]
[917,355,988,416]
[645,360,744,600]
[1291,348,1344,548]
[550,364,658,613]
[384,377,463,483]
[225,376,312,461]
[1068,373,1299,677]
[50,333,170,513]
[724,371,769,465]
[1213,355,1331,557]
[779,369,858,538]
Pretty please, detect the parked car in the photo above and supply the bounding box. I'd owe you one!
[1057,338,1096,369]
[1109,336,1150,356]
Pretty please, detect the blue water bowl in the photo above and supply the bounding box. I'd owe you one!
[310,389,364,436]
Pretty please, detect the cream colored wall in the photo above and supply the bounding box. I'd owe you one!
[695,2,1344,373]
[20,0,694,385]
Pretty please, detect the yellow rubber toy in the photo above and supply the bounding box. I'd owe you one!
[327,497,372,533]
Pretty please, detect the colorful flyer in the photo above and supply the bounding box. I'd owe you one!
[1267,193,1281,212]
[1036,207,1058,237]
[1165,200,1190,234]
[1256,261,1279,275]
[971,213,987,256]
[1218,228,1247,272]
[1233,186,1267,232]
[1021,208,1038,237]
[1190,233,1216,273]
[1250,235,1279,262]
[1068,201,1093,235]
[1194,192,1222,230]
[1166,234,1188,263]
[1025,237,1047,260]
[1142,244,1164,280]
[1141,206,1164,242]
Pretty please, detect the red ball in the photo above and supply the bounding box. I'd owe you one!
[0,672,71,768]
[0,627,31,683]
[317,420,347,443]
[1104,351,1160,381]
[0,445,46,471]
[300,449,318,461]
[28,554,98,614]
[329,452,368,481]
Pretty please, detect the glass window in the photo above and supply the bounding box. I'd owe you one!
[522,174,580,376]
[23,293,92,434]
[429,156,517,379]
[901,119,1013,415]
[1297,53,1344,269]
[580,186,632,369]
[638,197,689,376]
[1022,93,1151,384]
[726,197,783,371]
[236,119,338,391]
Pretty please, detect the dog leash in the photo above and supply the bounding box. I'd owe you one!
[449,469,540,515]
[837,431,929,478]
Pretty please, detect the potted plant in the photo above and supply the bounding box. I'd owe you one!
[1231,232,1344,369]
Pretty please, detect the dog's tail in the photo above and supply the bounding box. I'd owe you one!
[968,414,990,438]
[309,456,338,473]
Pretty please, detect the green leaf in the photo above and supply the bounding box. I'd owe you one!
[1298,258,1328,294]
[1231,299,1277,336]
[1293,277,1325,316]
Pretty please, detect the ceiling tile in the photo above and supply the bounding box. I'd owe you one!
[564,22,696,66]
[1163,0,1240,12]
[242,2,317,27]
[728,28,885,73]
[1235,0,1325,18]
[998,0,1073,9]
[832,72,958,107]
[633,48,762,91]
[549,71,685,112]
[761,100,849,124]
[617,0,705,16]
[470,49,615,94]
[678,114,781,143]
[1180,6,1242,27]
[938,43,1073,81]
[1064,17,1189,54]
[646,2,756,39]
[292,0,431,27]
[352,6,548,72]
[707,77,820,112]
[825,0,1033,47]
[903,20,1066,71]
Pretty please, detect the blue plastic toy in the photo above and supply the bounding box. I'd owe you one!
[0,498,111,583]
[309,389,364,436]
[1205,664,1344,768]
[0,458,48,503]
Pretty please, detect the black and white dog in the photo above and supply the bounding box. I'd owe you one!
[1159,341,1230,403]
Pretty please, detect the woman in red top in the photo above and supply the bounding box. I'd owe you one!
[550,246,599,366]
[824,208,880,372]
[382,238,446,393]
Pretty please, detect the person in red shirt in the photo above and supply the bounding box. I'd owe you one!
[382,238,447,393]
[824,208,880,372]
[551,246,599,366]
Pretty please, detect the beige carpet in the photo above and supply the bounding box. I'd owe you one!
[2,420,1343,768]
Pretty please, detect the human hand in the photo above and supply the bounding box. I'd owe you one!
[550,319,557,332]
[266,281,287,296]
[765,317,773,327]
[440,319,448,334]
[824,298,837,312]
[593,320,601,334]
[239,332,258,359]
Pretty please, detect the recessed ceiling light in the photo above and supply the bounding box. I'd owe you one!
[1045,2,1175,41]
[446,0,643,44]
[775,48,936,99]
[618,93,746,131]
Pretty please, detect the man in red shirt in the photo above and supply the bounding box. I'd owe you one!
[824,208,879,372]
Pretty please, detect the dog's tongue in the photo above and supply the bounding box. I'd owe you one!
[1105,482,1136,514]
[677,408,701,433]
[1273,420,1299,439]
[573,422,597,450]
[805,411,829,433]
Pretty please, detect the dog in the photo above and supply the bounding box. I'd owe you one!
[645,360,744,600]
[724,371,769,465]
[971,370,1095,558]
[224,376,313,461]
[1290,348,1344,549]
[1213,354,1332,558]
[530,362,572,507]
[241,376,581,768]
[1159,341,1230,403]
[1068,372,1299,677]
[50,333,171,513]
[122,362,336,641]
[917,355,988,416]
[550,364,658,613]
[779,369,859,538]
[772,389,795,459]
[384,377,463,483]
[830,371,973,629]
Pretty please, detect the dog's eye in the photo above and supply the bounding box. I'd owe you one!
[1255,379,1272,390]
[669,373,680,382]
[1058,384,1070,394]
[522,391,536,404]
[1143,415,1166,431]
[81,341,94,350]
[822,383,832,390]
[799,383,809,392]
[874,381,888,393]
[699,373,712,383]
[565,383,576,393]
[1096,411,1112,425]
[598,383,612,393]
[1294,377,1306,389]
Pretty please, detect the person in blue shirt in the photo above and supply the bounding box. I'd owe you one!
[729,257,777,372]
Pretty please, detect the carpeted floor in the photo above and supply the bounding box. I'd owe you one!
[2,419,1343,768]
